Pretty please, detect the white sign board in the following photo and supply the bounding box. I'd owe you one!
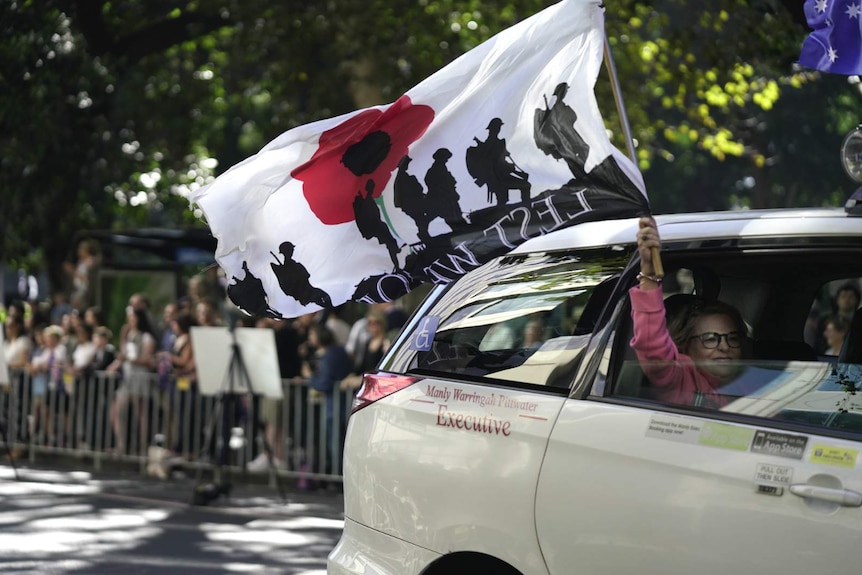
[190,326,283,398]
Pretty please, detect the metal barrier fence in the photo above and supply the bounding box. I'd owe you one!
[1,368,353,487]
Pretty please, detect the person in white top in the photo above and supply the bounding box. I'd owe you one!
[3,314,31,370]
[107,307,157,453]
[71,322,98,375]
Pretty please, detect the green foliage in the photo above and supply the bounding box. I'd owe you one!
[599,0,861,211]
[0,0,859,292]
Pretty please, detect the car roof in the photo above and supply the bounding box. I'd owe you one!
[510,207,860,253]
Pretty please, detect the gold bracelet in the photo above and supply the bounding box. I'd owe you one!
[637,271,662,284]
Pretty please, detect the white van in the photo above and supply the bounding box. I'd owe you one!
[329,205,862,575]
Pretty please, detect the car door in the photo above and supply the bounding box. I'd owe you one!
[534,310,862,575]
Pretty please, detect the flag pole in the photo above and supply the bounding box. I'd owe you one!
[602,33,664,278]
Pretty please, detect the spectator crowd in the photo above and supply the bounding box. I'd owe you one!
[1,262,411,487]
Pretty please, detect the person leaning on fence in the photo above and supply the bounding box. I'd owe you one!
[3,313,31,452]
[80,326,115,450]
[3,314,31,371]
[165,309,198,455]
[301,324,352,479]
[91,326,116,371]
[68,322,97,448]
[28,325,67,445]
[27,324,47,441]
[107,306,157,453]
[629,216,748,409]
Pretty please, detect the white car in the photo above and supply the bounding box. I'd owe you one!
[328,203,862,575]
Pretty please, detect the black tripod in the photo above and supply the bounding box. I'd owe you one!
[0,417,19,481]
[0,377,19,481]
[191,326,286,506]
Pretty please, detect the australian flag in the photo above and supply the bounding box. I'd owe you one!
[799,0,862,74]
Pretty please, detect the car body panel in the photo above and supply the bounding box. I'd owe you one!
[536,400,862,575]
[341,378,566,575]
[328,517,441,575]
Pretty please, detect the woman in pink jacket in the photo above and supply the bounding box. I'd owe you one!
[630,216,747,409]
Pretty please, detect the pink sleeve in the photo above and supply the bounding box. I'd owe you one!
[628,285,688,393]
[627,286,724,407]
[629,286,679,359]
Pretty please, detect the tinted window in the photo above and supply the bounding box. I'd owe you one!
[385,247,633,389]
[804,277,862,356]
[616,358,862,433]
[608,244,862,438]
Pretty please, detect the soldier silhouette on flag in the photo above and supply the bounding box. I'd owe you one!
[227,261,282,318]
[534,82,592,183]
[535,82,643,202]
[394,155,432,245]
[270,241,332,309]
[466,117,531,207]
[424,148,467,231]
[353,180,401,268]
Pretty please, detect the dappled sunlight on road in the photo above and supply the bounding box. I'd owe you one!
[198,515,344,571]
[0,477,173,560]
[28,508,171,531]
[0,467,343,574]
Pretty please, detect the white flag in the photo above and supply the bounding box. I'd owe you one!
[192,0,648,319]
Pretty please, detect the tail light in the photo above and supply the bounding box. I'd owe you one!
[351,372,420,413]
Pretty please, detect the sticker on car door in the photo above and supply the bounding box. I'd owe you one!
[754,462,794,486]
[409,317,439,351]
[750,430,808,460]
[646,413,754,451]
[810,444,858,468]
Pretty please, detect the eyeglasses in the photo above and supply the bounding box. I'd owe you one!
[688,331,742,349]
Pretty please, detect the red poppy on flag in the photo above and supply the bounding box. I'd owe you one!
[291,96,435,225]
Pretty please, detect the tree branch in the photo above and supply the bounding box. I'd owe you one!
[69,0,114,55]
[69,1,232,65]
[113,13,232,65]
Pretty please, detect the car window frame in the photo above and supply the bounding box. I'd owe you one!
[584,242,862,444]
[381,245,637,395]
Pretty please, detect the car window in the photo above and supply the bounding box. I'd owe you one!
[610,265,862,437]
[803,277,862,356]
[616,357,862,433]
[385,246,634,389]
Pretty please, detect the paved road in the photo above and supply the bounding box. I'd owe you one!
[0,465,344,574]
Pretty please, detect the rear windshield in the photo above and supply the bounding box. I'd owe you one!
[386,246,634,389]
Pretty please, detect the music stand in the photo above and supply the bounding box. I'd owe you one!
[0,329,19,480]
[189,324,286,505]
